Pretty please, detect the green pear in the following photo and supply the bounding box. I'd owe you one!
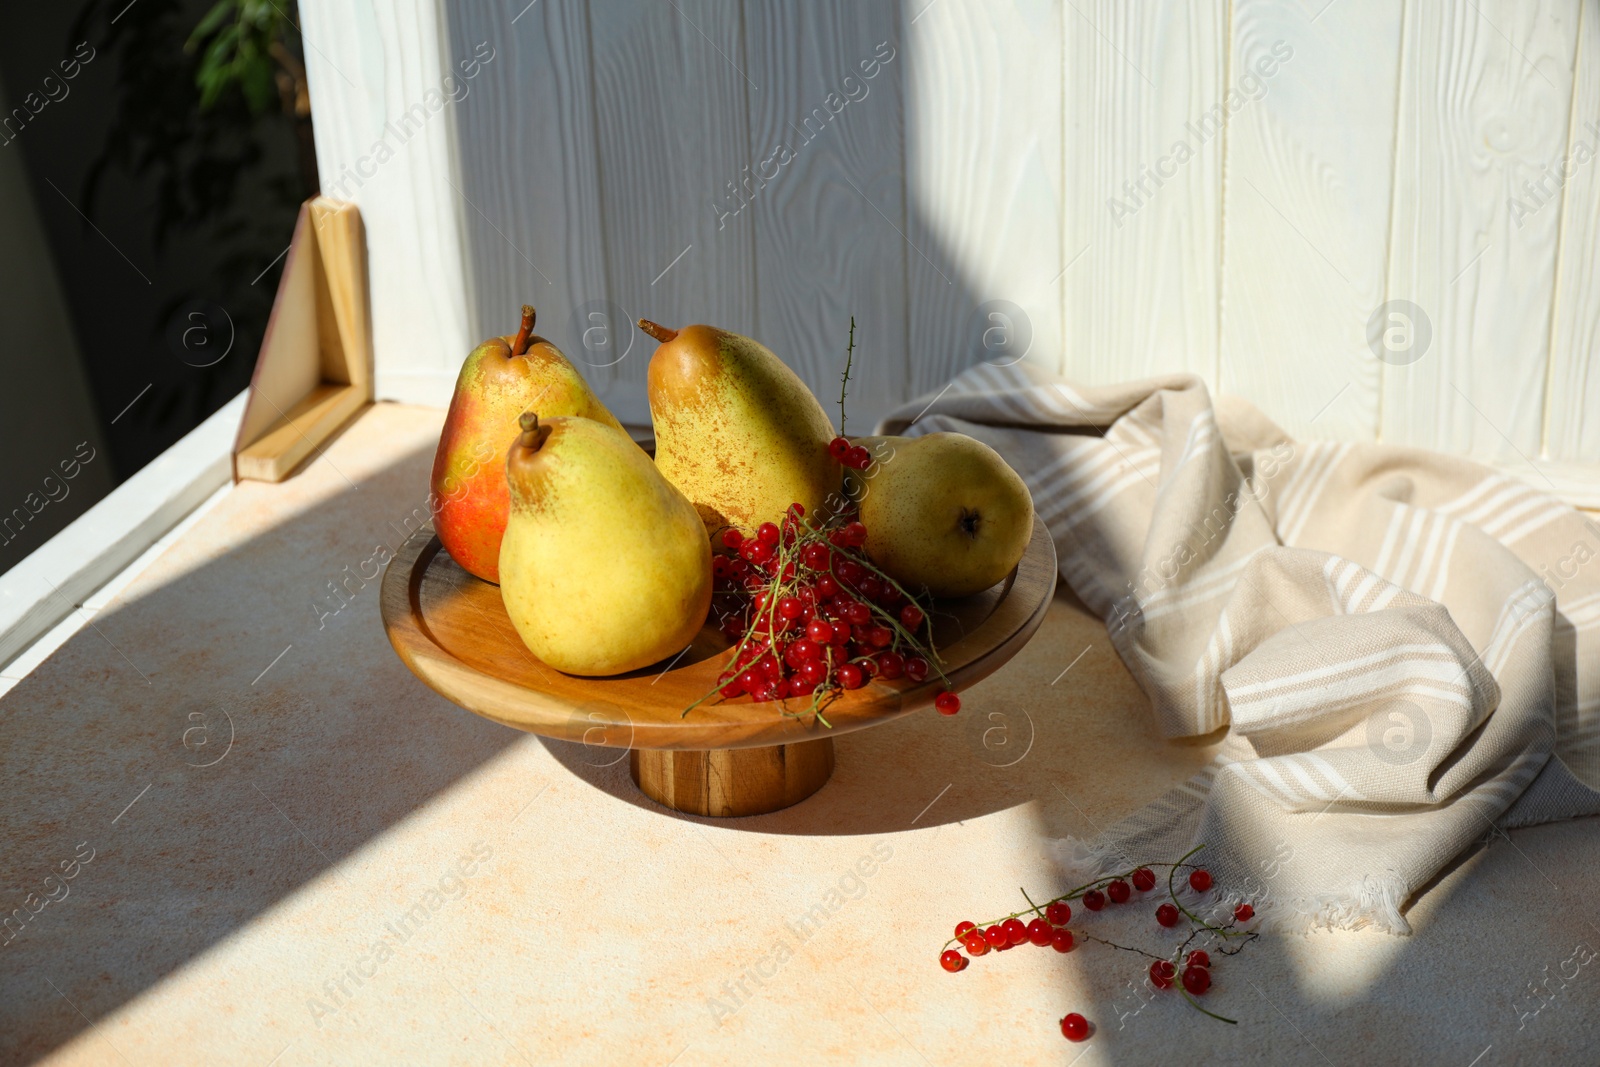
[852,433,1034,598]
[499,413,711,676]
[638,319,838,533]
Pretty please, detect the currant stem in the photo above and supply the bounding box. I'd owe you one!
[838,315,855,437]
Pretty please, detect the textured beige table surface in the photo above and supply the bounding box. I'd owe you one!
[2,403,1597,1067]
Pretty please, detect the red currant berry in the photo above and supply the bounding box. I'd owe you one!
[836,559,864,585]
[1046,901,1071,926]
[777,597,804,620]
[840,600,869,626]
[847,445,871,469]
[1027,918,1053,946]
[806,619,835,644]
[756,522,780,546]
[1149,960,1176,990]
[1189,869,1213,893]
[962,932,989,956]
[899,604,925,629]
[816,574,841,599]
[737,669,761,692]
[904,656,929,683]
[799,660,826,686]
[1186,950,1210,969]
[1131,867,1156,892]
[787,676,817,698]
[753,682,784,702]
[934,690,961,715]
[858,575,885,601]
[829,436,850,461]
[836,663,864,690]
[1182,965,1211,996]
[719,682,743,699]
[852,656,879,678]
[864,624,893,649]
[1106,879,1130,904]
[1234,903,1254,923]
[954,920,977,939]
[1083,890,1105,911]
[1001,918,1027,946]
[1156,903,1180,927]
[1060,1013,1089,1042]
[800,543,830,570]
[983,925,1007,949]
[791,638,821,661]
[877,652,905,679]
[842,521,868,547]
[940,949,966,973]
[747,541,774,566]
[720,528,744,549]
[1051,928,1075,953]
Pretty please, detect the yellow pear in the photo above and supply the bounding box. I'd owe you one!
[499,413,711,676]
[853,433,1033,598]
[638,320,838,533]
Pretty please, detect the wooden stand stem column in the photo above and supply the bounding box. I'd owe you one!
[629,739,835,817]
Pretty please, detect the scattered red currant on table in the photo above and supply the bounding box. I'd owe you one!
[1059,1013,1089,1042]
[935,846,1261,1032]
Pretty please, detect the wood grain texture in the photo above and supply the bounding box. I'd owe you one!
[588,0,758,397]
[902,0,1064,396]
[444,1,626,414]
[298,0,473,406]
[1219,1,1400,442]
[379,515,1056,753]
[630,739,835,816]
[743,0,909,432]
[1062,0,1227,387]
[1381,0,1580,457]
[1546,0,1600,462]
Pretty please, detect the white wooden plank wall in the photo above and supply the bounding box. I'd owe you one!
[299,0,1600,483]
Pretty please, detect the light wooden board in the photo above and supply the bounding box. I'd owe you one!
[298,0,473,406]
[1382,0,1580,457]
[1062,0,1227,388]
[743,0,909,432]
[1546,0,1600,462]
[1219,0,1401,442]
[587,0,758,395]
[903,0,1064,395]
[443,1,623,414]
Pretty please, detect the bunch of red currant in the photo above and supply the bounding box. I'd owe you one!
[691,489,959,724]
[938,846,1260,1039]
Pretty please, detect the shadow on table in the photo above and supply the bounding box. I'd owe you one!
[0,429,524,1064]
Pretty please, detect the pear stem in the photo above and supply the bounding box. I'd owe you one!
[510,305,536,357]
[515,411,551,452]
[637,319,678,343]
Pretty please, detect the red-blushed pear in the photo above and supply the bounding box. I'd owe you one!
[638,319,838,535]
[498,414,712,677]
[430,306,624,583]
[853,433,1034,598]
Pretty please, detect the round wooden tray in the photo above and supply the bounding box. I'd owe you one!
[380,516,1056,816]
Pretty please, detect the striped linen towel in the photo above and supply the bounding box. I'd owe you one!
[879,362,1600,934]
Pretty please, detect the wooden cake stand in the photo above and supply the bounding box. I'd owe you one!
[380,517,1056,817]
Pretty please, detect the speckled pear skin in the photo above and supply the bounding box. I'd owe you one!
[499,416,711,677]
[646,324,839,534]
[430,326,623,584]
[854,432,1034,598]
